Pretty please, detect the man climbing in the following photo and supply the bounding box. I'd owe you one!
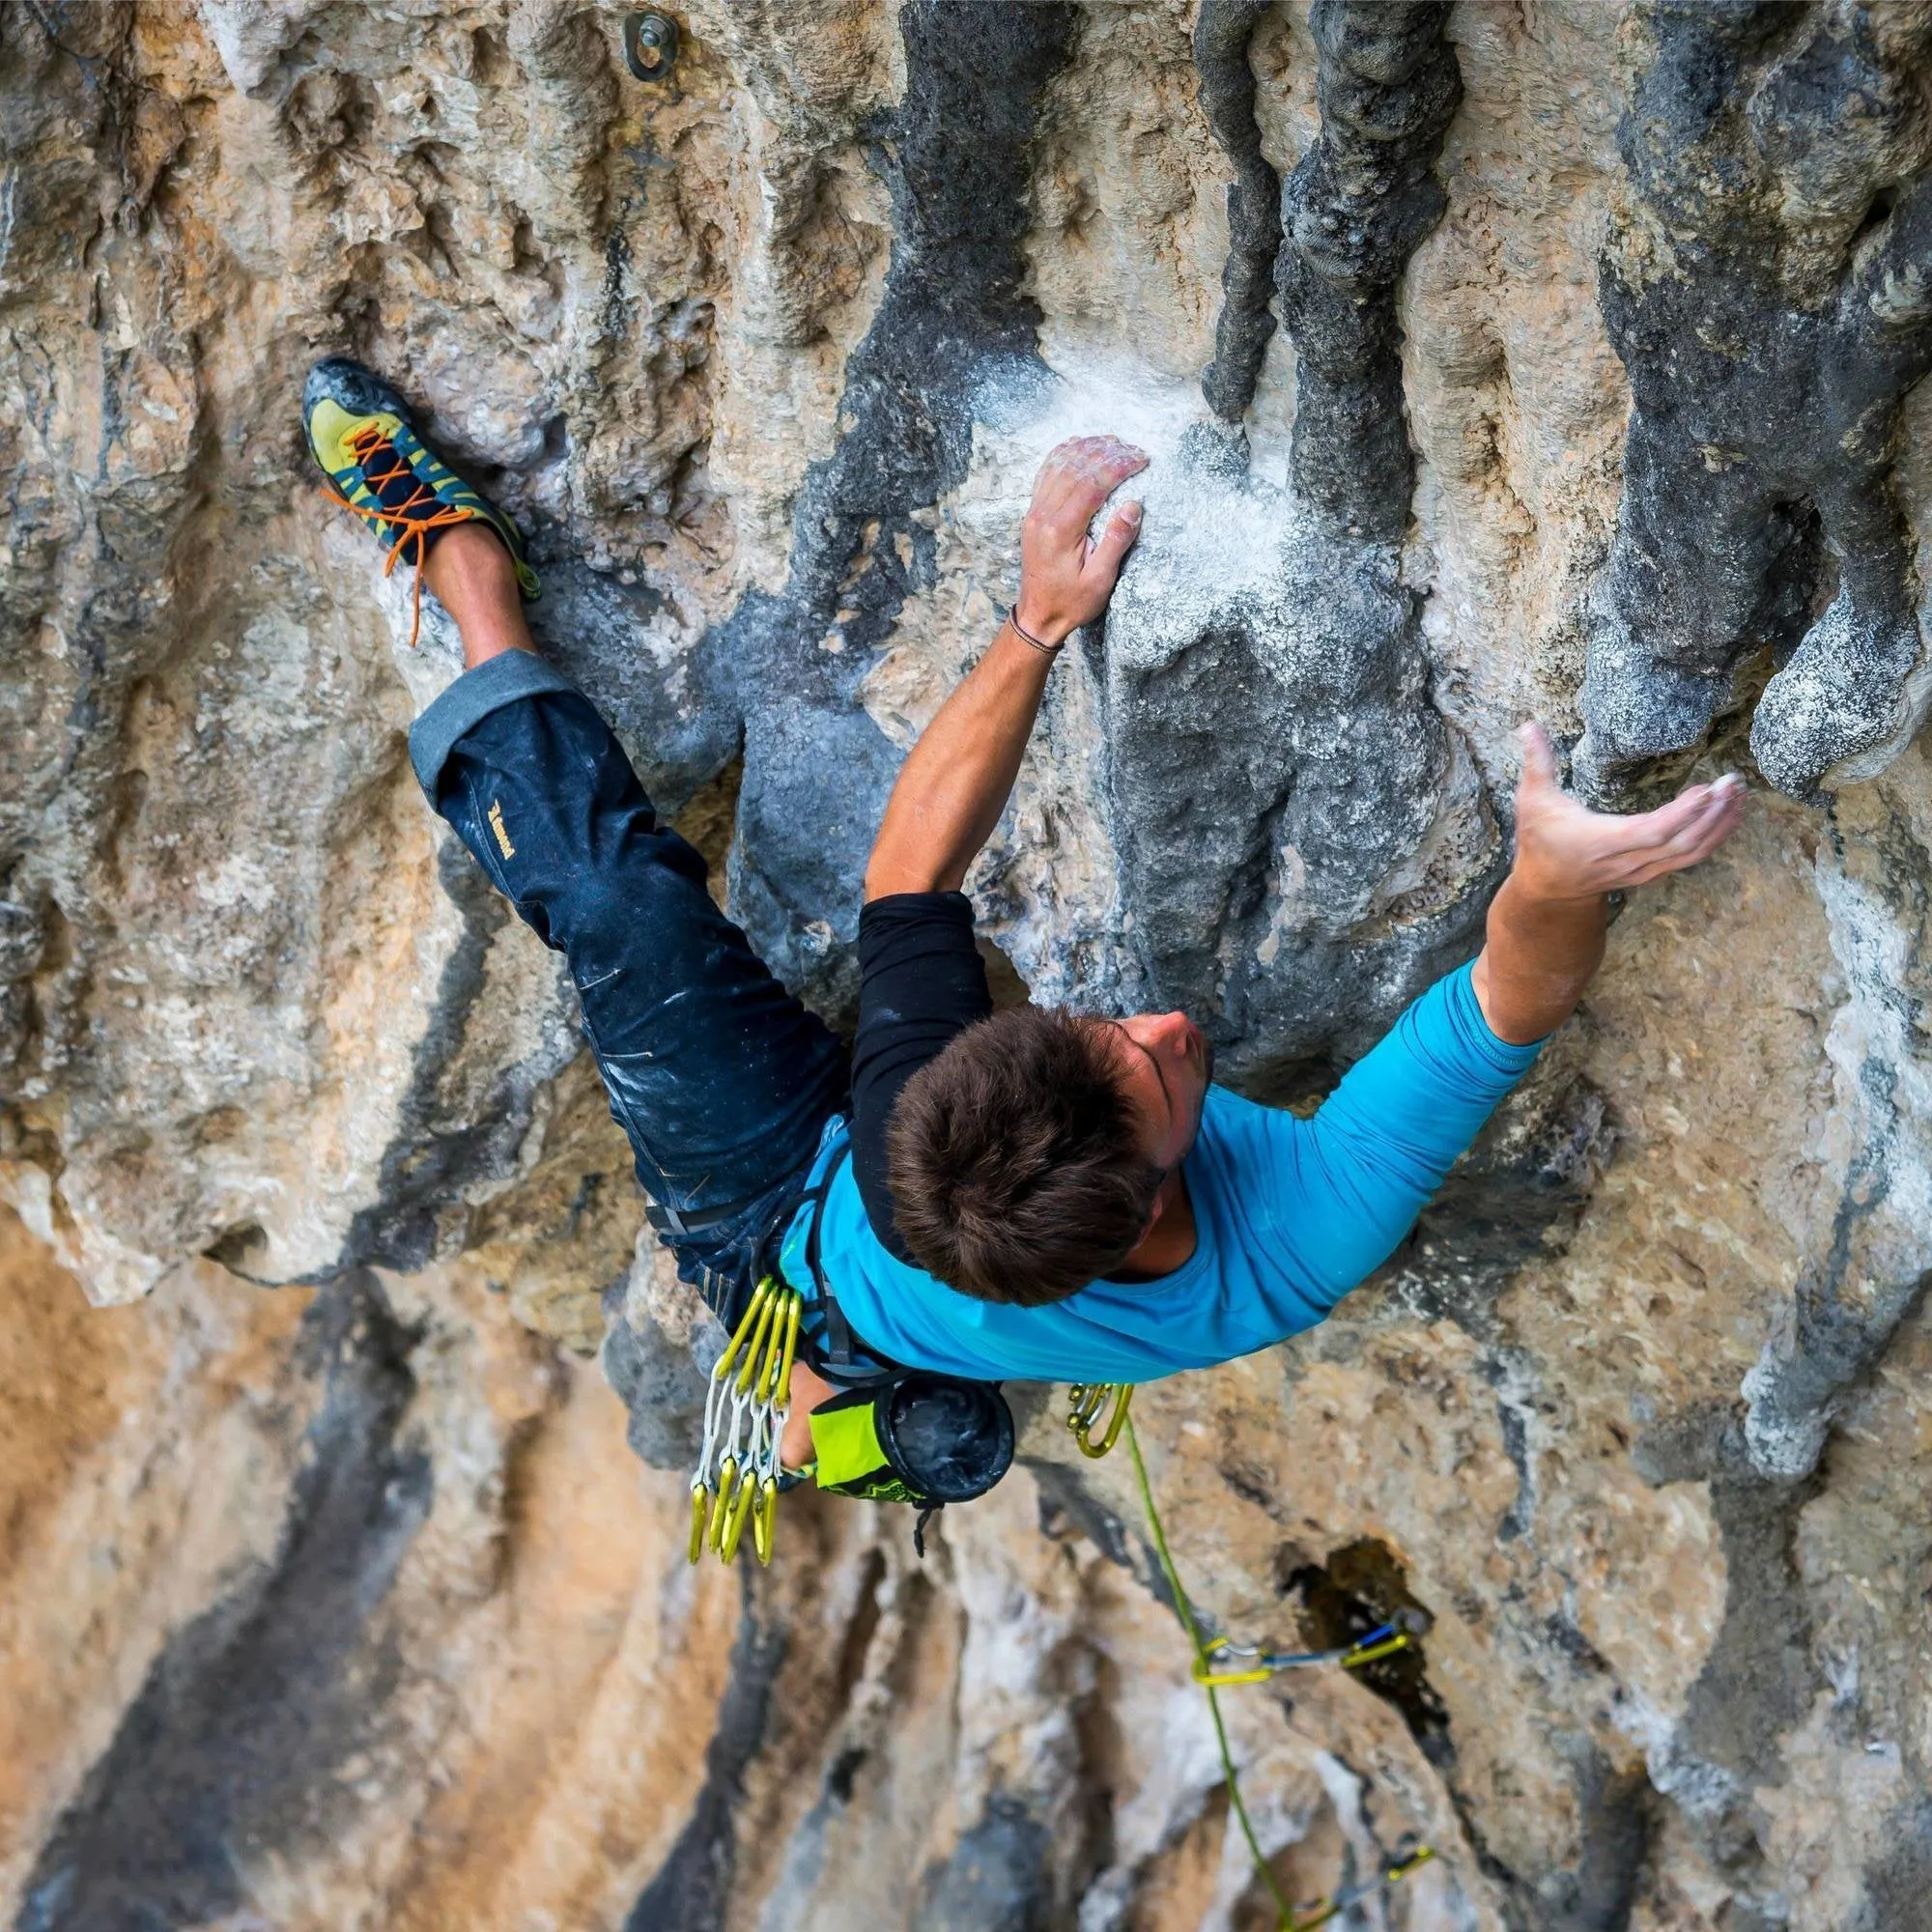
[307,358,1743,1517]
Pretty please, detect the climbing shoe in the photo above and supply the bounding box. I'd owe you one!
[303,355,539,647]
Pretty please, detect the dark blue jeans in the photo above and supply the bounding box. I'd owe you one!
[410,651,850,1321]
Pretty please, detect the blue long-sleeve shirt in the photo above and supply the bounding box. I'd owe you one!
[780,961,1542,1384]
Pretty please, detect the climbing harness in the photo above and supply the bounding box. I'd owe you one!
[788,1143,1017,1539]
[687,1275,802,1569]
[1065,1380,1133,1458]
[1122,1410,1438,1931]
[688,1148,1023,1567]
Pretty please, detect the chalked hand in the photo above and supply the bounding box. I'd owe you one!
[1014,435,1149,647]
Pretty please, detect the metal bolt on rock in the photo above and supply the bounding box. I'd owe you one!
[623,12,679,81]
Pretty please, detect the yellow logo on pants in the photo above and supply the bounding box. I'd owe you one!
[488,799,515,859]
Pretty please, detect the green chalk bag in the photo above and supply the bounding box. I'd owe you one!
[808,1372,1015,1508]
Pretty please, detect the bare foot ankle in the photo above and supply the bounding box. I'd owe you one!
[423,522,536,667]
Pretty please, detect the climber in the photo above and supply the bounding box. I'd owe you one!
[306,358,1745,1508]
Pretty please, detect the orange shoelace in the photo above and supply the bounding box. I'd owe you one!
[318,423,479,648]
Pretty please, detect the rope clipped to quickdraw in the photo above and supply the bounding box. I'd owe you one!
[1192,1617,1417,1688]
[1065,1381,1132,1458]
[688,1276,802,1569]
[1122,1410,1437,1930]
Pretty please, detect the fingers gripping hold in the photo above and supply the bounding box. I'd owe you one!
[1511,719,1746,899]
[1515,720,1560,796]
[1087,501,1145,582]
[1017,435,1150,646]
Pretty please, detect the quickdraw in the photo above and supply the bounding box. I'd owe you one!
[688,1276,803,1569]
[1123,1410,1439,1930]
[1286,1840,1436,1928]
[1191,1618,1415,1688]
[1065,1380,1132,1458]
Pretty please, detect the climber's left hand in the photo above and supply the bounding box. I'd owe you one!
[1511,723,1745,901]
[1472,724,1747,1044]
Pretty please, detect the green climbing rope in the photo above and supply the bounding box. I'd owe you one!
[1123,1408,1298,1927]
[1122,1409,1436,1930]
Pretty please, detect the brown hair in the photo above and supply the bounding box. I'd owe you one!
[884,1006,1163,1305]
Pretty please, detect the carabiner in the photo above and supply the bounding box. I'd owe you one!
[1339,1626,1410,1670]
[713,1278,773,1385]
[707,1455,740,1552]
[752,1477,779,1566]
[719,1464,759,1564]
[1191,1635,1275,1689]
[733,1286,781,1395]
[759,1290,803,1406]
[1286,1841,1435,1927]
[1066,1381,1133,1459]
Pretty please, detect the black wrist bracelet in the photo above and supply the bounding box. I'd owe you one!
[1006,607,1062,655]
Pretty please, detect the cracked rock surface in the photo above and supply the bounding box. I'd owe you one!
[7,2,1932,1927]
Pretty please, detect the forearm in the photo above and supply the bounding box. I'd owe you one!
[864,620,1054,899]
[863,433,1145,899]
[1470,873,1607,1046]
[1472,730,1742,1043]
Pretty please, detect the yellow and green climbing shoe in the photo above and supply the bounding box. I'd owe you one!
[303,355,540,646]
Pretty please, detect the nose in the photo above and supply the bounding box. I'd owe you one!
[1149,1009,1194,1053]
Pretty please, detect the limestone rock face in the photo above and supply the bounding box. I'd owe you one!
[7,2,1932,1927]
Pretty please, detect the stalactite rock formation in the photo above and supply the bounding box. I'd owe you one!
[7,3,1932,1927]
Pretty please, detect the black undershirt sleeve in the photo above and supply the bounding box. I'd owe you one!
[849,891,993,1263]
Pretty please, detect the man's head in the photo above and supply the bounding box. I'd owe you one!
[884,1004,1214,1304]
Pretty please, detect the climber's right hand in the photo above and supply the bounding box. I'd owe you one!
[782,1358,836,1473]
[1014,436,1148,646]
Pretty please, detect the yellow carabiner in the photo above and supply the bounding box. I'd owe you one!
[719,1464,759,1563]
[1067,1381,1132,1459]
[761,1291,803,1405]
[752,1477,779,1566]
[734,1288,781,1395]
[687,1483,710,1566]
[1190,1635,1273,1689]
[1385,1844,1436,1884]
[1342,1631,1411,1670]
[1191,1662,1274,1687]
[708,1456,739,1552]
[713,1278,773,1384]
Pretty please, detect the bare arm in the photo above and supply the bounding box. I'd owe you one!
[785,440,1146,1467]
[863,436,1148,900]
[1472,724,1745,1043]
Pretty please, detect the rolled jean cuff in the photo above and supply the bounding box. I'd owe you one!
[408,650,582,799]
